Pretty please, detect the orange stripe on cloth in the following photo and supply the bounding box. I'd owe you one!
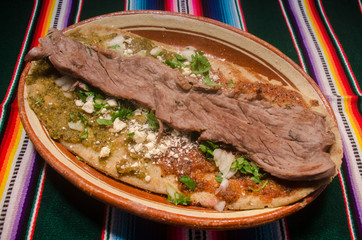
[0,106,23,197]
[304,0,362,146]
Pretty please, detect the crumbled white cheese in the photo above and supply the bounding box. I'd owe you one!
[75,99,84,107]
[133,131,147,143]
[171,129,180,136]
[124,38,133,44]
[145,175,151,182]
[102,114,112,120]
[112,118,126,133]
[134,143,143,152]
[145,142,155,151]
[158,144,168,153]
[82,96,95,113]
[146,132,157,142]
[131,161,139,168]
[99,146,111,158]
[212,74,219,81]
[107,98,118,107]
[182,67,192,76]
[100,108,108,114]
[133,108,143,116]
[63,92,72,98]
[68,120,84,131]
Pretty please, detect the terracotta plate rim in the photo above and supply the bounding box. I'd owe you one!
[18,10,333,230]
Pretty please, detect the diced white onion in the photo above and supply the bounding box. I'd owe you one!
[213,149,237,194]
[137,50,147,57]
[150,46,163,56]
[214,201,226,212]
[225,169,237,179]
[68,120,84,131]
[215,178,229,195]
[166,183,177,200]
[181,46,196,61]
[107,98,118,107]
[213,149,235,174]
[55,75,76,91]
[107,35,125,46]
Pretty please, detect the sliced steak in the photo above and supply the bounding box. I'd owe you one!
[25,28,336,181]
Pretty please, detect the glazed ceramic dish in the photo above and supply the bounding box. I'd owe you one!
[18,11,338,229]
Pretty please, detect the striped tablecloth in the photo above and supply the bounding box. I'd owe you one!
[1,0,361,239]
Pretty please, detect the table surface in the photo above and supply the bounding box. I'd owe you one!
[0,0,361,239]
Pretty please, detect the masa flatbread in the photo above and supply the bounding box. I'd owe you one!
[24,24,343,211]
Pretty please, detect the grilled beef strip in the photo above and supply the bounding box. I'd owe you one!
[25,28,336,181]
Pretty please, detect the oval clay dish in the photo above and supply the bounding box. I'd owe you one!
[18,11,339,229]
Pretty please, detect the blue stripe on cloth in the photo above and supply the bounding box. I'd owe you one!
[127,0,165,10]
[201,0,243,30]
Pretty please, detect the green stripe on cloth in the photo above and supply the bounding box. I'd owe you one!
[79,0,126,22]
[322,0,362,89]
[31,167,105,239]
[0,0,34,103]
[287,176,352,239]
[240,0,301,65]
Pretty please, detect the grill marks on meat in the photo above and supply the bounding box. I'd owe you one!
[25,28,336,181]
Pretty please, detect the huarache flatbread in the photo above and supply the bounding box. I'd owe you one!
[23,24,343,211]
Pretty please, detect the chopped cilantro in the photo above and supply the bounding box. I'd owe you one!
[78,90,95,102]
[109,44,120,49]
[190,50,211,75]
[146,110,159,130]
[231,156,266,184]
[97,118,113,126]
[77,112,88,139]
[189,50,221,87]
[164,54,187,69]
[167,188,191,206]
[34,97,43,105]
[86,46,93,56]
[79,128,88,139]
[248,180,268,192]
[199,140,219,159]
[69,113,75,121]
[94,93,104,104]
[94,103,108,115]
[227,80,234,88]
[174,99,181,105]
[127,132,135,136]
[77,112,88,125]
[111,106,133,121]
[204,75,221,87]
[179,175,197,190]
[216,172,223,183]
